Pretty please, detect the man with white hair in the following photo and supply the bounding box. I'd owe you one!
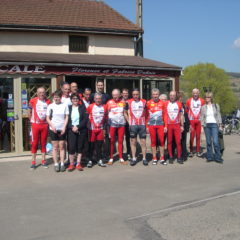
[86,93,108,168]
[159,94,168,102]
[106,89,127,165]
[165,91,184,164]
[29,87,51,169]
[186,88,205,157]
[146,88,167,165]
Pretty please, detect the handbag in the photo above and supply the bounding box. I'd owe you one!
[218,129,225,156]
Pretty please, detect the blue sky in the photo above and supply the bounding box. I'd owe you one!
[104,0,240,72]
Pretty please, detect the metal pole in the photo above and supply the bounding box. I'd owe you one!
[136,0,143,57]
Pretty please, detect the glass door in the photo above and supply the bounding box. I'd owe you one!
[0,78,16,154]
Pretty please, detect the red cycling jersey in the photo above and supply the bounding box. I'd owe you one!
[146,99,167,126]
[87,103,107,130]
[165,101,183,124]
[186,97,205,120]
[29,97,51,124]
[106,99,126,127]
[126,98,147,126]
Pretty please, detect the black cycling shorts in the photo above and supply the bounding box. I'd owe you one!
[129,125,146,139]
[49,130,66,141]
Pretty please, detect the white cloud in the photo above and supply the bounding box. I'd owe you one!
[233,38,240,48]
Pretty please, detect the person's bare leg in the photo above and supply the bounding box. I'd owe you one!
[151,146,157,159]
[52,141,59,165]
[59,141,65,164]
[130,138,137,159]
[76,153,82,164]
[41,153,46,161]
[160,146,164,159]
[69,154,75,165]
[32,153,37,162]
[140,138,147,159]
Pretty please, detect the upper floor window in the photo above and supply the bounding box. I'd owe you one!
[69,35,88,53]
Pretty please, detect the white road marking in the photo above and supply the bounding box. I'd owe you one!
[127,189,240,221]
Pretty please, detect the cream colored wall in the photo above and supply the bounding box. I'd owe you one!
[0,32,69,53]
[0,31,135,56]
[89,35,135,56]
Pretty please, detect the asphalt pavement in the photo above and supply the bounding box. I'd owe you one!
[0,134,239,240]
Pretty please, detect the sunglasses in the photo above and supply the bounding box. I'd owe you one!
[72,98,79,100]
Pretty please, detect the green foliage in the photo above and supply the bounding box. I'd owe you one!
[180,63,238,115]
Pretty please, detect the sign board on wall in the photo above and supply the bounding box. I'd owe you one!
[0,65,173,78]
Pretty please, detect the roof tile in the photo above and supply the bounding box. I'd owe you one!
[0,0,142,33]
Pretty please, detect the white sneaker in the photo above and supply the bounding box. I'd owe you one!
[98,160,107,167]
[160,159,167,165]
[119,158,128,165]
[108,159,113,165]
[152,159,158,165]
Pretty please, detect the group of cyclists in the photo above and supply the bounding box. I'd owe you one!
[29,79,223,172]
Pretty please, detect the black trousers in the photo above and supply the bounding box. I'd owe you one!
[125,124,131,155]
[89,140,103,162]
[181,130,188,160]
[67,129,86,155]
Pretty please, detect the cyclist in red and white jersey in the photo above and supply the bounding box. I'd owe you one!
[29,87,51,169]
[186,88,205,157]
[124,89,147,166]
[106,89,127,165]
[166,91,184,164]
[87,93,108,168]
[146,88,167,165]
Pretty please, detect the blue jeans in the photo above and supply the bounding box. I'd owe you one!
[204,123,222,161]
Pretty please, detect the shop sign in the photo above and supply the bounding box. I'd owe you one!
[0,64,171,77]
[0,65,45,73]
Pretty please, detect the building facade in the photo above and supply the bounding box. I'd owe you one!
[0,0,181,156]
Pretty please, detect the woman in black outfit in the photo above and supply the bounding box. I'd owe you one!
[67,93,88,171]
[178,92,190,161]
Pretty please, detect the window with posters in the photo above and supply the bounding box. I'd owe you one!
[0,78,14,153]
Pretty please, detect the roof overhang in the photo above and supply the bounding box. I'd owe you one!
[0,52,181,77]
[0,24,142,36]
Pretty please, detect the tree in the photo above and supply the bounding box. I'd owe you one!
[180,63,238,115]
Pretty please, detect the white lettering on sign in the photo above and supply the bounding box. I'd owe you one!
[0,65,45,73]
[72,67,101,73]
[71,67,157,75]
[137,70,156,75]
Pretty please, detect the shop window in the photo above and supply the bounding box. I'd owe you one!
[65,76,96,92]
[143,80,172,100]
[0,78,14,153]
[106,78,139,97]
[69,35,88,53]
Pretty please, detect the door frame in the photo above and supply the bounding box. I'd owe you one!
[0,74,56,158]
